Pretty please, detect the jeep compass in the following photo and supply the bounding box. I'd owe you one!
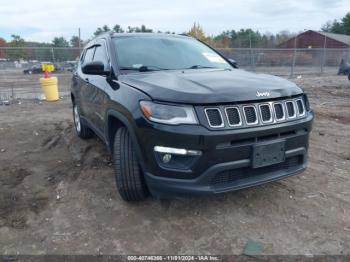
[71,33,314,201]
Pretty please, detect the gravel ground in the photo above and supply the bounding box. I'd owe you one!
[0,74,349,255]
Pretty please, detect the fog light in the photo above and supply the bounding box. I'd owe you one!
[154,146,201,170]
[162,154,172,163]
[154,146,201,156]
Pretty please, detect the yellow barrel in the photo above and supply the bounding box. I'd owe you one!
[39,77,59,101]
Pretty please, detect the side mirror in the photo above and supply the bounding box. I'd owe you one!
[82,61,109,75]
[228,58,239,69]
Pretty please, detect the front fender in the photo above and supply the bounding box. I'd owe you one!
[106,109,147,173]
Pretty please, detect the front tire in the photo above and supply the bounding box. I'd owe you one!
[113,127,148,201]
[73,104,93,139]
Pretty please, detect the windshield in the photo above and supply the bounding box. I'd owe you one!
[112,36,232,71]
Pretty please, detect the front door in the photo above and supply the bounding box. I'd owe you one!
[86,40,110,136]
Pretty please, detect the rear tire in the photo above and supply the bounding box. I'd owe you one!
[73,103,93,139]
[113,127,148,201]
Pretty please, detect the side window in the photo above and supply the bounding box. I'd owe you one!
[93,43,108,67]
[83,47,95,65]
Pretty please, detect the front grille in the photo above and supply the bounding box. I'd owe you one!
[243,106,258,124]
[202,96,307,129]
[286,101,296,118]
[303,95,310,111]
[259,104,272,122]
[211,156,302,187]
[274,103,285,120]
[296,99,305,115]
[225,107,241,126]
[205,108,224,127]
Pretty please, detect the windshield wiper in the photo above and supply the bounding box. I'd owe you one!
[185,65,219,69]
[119,67,139,71]
[139,65,170,72]
[119,65,169,72]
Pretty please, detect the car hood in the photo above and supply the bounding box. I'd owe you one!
[120,69,303,104]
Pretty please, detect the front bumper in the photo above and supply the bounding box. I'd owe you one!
[139,112,314,198]
[145,149,306,198]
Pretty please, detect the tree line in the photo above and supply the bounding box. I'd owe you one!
[0,11,349,61]
[0,34,82,61]
[90,23,293,48]
[321,12,350,35]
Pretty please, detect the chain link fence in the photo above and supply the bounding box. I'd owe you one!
[0,47,80,104]
[0,47,349,103]
[217,48,350,76]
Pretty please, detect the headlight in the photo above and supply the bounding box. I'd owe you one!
[140,101,198,125]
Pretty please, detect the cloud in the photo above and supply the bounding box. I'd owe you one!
[0,0,349,42]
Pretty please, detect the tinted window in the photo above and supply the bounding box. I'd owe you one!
[112,36,231,71]
[93,44,108,67]
[83,47,95,64]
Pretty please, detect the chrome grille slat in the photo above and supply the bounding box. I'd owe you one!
[204,108,224,128]
[285,101,296,119]
[296,99,305,117]
[259,104,273,123]
[243,105,258,125]
[273,102,286,121]
[225,107,242,126]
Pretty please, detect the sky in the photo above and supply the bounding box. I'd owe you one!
[0,0,349,43]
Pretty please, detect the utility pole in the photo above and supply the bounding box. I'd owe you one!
[321,34,327,74]
[78,28,81,57]
[249,30,255,71]
[51,47,55,62]
[290,34,298,78]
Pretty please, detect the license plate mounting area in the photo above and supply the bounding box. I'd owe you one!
[252,140,286,168]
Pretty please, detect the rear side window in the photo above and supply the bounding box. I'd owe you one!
[83,47,95,64]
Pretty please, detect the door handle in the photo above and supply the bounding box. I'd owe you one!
[85,78,89,83]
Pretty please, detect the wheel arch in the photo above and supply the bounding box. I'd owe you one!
[106,110,146,171]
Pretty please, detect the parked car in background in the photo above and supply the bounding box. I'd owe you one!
[338,58,350,76]
[337,59,350,81]
[23,64,43,74]
[63,62,77,72]
[23,63,65,74]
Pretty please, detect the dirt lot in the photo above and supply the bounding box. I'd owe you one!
[0,75,349,255]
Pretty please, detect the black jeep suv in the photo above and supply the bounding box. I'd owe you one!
[71,33,314,201]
